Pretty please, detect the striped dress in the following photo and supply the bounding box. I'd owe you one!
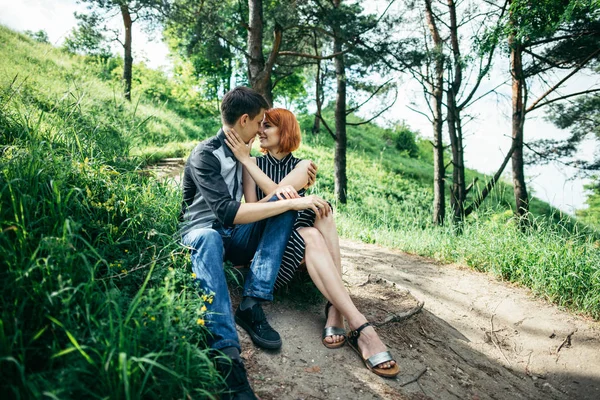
[254,153,316,289]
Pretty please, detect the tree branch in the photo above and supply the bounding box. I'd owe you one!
[464,140,516,217]
[346,79,394,115]
[527,87,600,113]
[526,48,600,113]
[347,91,398,126]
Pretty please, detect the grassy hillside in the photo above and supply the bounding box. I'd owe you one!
[1,25,599,398]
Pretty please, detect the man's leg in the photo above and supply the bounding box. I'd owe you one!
[226,204,297,349]
[182,228,239,351]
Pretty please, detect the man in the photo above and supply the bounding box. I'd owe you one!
[180,87,329,399]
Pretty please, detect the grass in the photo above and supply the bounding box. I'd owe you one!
[1,23,600,399]
[0,26,226,398]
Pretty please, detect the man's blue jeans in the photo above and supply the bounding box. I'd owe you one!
[181,207,296,351]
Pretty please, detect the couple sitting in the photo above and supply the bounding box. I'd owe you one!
[179,87,398,400]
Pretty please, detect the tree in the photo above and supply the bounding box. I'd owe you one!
[63,12,112,58]
[423,0,446,224]
[77,0,168,100]
[505,0,600,219]
[292,0,398,203]
[24,30,50,43]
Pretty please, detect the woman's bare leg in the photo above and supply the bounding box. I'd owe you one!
[311,214,344,345]
[298,227,394,369]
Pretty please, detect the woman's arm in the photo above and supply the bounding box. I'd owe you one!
[224,129,316,198]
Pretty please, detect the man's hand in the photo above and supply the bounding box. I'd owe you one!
[224,128,253,164]
[270,185,301,200]
[289,195,331,218]
[305,161,318,189]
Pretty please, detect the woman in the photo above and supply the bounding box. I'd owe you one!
[224,108,399,378]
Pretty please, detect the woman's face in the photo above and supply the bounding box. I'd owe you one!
[259,117,281,152]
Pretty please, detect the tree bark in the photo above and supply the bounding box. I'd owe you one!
[425,0,445,225]
[247,0,279,105]
[120,4,133,101]
[447,0,465,222]
[313,58,322,134]
[333,1,347,204]
[509,33,529,218]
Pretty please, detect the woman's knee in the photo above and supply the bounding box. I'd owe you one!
[299,227,325,247]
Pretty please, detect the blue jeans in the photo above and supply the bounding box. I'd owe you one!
[181,205,296,351]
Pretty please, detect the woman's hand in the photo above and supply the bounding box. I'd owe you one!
[289,194,331,219]
[305,161,318,189]
[224,128,253,164]
[271,185,301,200]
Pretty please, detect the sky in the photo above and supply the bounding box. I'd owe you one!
[1,0,596,213]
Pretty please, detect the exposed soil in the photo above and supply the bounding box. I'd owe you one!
[238,239,600,400]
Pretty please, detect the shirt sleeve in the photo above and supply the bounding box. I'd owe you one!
[189,149,241,226]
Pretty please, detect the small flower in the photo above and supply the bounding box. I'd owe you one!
[124,249,129,253]
[151,316,156,321]
[121,269,127,274]
[207,296,213,304]
[197,318,205,326]
[182,335,186,339]
[201,305,207,312]
[191,273,197,279]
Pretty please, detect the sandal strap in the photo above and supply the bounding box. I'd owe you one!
[348,322,372,339]
[322,326,346,339]
[324,301,333,319]
[365,351,395,369]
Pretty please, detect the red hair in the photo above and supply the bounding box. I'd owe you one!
[261,108,301,154]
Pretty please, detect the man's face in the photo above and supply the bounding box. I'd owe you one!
[248,110,265,137]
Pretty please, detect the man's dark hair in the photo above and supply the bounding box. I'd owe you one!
[221,87,270,125]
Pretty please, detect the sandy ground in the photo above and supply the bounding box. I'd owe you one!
[237,239,600,400]
[157,164,600,399]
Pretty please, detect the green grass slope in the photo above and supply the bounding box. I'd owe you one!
[1,23,599,398]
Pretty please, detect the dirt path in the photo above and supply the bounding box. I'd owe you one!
[156,164,600,399]
[238,239,600,400]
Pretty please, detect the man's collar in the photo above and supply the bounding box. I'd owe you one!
[217,129,236,158]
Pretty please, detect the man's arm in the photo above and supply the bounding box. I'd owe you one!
[233,195,331,225]
[192,150,240,226]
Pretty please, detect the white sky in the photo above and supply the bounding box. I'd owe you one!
[1,0,595,213]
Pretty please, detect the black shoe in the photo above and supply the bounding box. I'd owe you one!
[235,303,282,349]
[215,357,258,400]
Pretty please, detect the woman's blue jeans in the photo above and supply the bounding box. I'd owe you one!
[181,207,296,351]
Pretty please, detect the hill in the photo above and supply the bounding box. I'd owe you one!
[1,25,599,398]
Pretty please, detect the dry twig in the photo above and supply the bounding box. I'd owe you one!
[490,314,511,366]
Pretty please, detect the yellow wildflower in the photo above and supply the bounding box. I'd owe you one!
[191,273,197,279]
[197,318,205,326]
[201,305,207,312]
[151,316,156,321]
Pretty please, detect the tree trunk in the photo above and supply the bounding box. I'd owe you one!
[247,0,275,105]
[447,89,466,222]
[313,58,322,134]
[331,0,347,203]
[425,0,445,225]
[333,28,347,204]
[446,0,466,223]
[120,4,133,101]
[509,34,529,218]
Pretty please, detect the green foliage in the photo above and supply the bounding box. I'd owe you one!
[382,123,419,158]
[24,29,50,43]
[577,180,600,227]
[63,12,112,59]
[0,26,226,398]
